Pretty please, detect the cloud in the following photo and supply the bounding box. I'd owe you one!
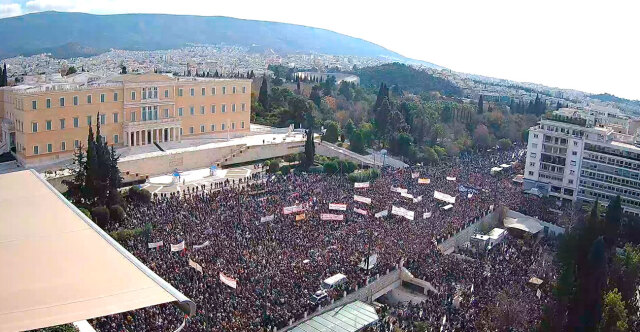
[0,3,22,18]
[25,0,78,12]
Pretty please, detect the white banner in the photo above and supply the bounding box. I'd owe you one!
[283,205,303,215]
[413,195,423,203]
[392,205,414,220]
[434,191,456,204]
[220,272,237,289]
[329,203,347,211]
[354,207,368,215]
[375,210,388,218]
[401,192,415,199]
[354,182,370,189]
[321,213,344,221]
[446,176,456,181]
[418,178,431,184]
[412,172,420,179]
[170,241,185,252]
[423,212,432,219]
[391,187,408,194]
[353,195,372,205]
[148,241,164,249]
[260,215,275,223]
[193,240,210,250]
[189,259,203,274]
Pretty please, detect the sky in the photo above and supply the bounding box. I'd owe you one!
[1,0,639,100]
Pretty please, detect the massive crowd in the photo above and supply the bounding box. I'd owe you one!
[91,147,565,331]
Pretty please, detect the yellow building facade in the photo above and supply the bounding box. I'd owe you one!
[0,73,251,166]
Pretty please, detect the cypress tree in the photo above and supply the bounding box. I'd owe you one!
[304,128,315,169]
[477,95,484,114]
[258,75,269,110]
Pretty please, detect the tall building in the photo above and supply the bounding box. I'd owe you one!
[0,73,251,166]
[524,108,640,215]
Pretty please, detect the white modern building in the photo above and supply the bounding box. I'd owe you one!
[524,108,640,215]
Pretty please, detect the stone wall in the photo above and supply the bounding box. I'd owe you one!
[437,206,500,254]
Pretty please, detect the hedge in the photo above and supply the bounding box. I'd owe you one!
[91,206,110,229]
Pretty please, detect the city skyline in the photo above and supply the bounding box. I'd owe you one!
[0,0,638,101]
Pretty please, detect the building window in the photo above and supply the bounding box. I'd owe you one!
[241,103,246,111]
[529,171,534,176]
[232,86,236,94]
[572,151,577,156]
[87,95,92,104]
[212,87,216,95]
[178,108,183,116]
[190,106,194,115]
[164,108,169,118]
[242,86,246,94]
[190,88,194,96]
[222,86,226,95]
[32,122,38,133]
[200,106,205,114]
[241,121,245,129]
[211,124,215,131]
[142,108,147,121]
[211,105,216,113]
[131,112,136,122]
[221,104,226,113]
[114,135,119,144]
[46,98,51,109]
[568,179,574,184]
[32,100,37,110]
[570,160,576,166]
[178,88,183,97]
[180,128,183,135]
[47,143,52,153]
[531,143,537,148]
[231,122,236,130]
[200,125,205,133]
[61,141,66,151]
[165,89,169,98]
[73,96,79,106]
[59,97,65,107]
[59,119,65,129]
[570,170,575,175]
[46,120,52,131]
[574,141,579,147]
[114,92,118,101]
[87,116,92,126]
[221,123,226,130]
[533,133,538,138]
[131,91,136,101]
[201,87,206,96]
[33,146,39,155]
[530,152,537,158]
[529,162,535,167]
[232,104,236,112]
[74,140,80,148]
[73,117,79,128]
[100,114,106,125]
[113,113,119,123]
[189,127,194,134]
[99,94,105,103]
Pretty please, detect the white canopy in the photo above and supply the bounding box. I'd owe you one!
[503,216,544,234]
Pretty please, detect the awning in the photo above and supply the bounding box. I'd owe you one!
[290,301,379,332]
[0,170,195,332]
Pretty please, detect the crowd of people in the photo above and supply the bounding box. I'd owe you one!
[91,147,566,331]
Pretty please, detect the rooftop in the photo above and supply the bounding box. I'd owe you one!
[290,301,379,332]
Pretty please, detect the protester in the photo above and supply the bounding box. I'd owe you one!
[91,146,563,331]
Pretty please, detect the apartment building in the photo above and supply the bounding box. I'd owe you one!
[524,108,640,215]
[0,73,251,166]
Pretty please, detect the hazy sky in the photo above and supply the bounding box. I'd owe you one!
[1,0,639,100]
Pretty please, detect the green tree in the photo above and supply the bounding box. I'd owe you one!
[497,138,512,150]
[599,289,628,332]
[323,75,336,96]
[473,124,491,149]
[478,95,484,114]
[605,195,622,247]
[422,146,439,164]
[323,161,338,174]
[259,75,270,110]
[344,119,355,140]
[120,65,127,74]
[375,97,392,138]
[303,129,315,168]
[338,81,353,101]
[310,85,323,107]
[324,121,340,143]
[66,66,77,76]
[350,130,365,154]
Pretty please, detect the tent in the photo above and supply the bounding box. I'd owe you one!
[503,216,544,234]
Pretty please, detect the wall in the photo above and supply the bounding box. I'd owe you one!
[437,206,500,254]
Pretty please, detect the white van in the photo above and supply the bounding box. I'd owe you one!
[321,273,347,290]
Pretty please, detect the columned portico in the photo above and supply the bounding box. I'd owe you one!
[124,118,182,147]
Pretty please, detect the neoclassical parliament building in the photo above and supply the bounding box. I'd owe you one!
[0,73,251,166]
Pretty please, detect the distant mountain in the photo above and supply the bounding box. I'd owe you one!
[591,93,640,106]
[0,11,435,65]
[356,63,461,97]
[32,42,105,59]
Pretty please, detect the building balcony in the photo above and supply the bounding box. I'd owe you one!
[123,117,181,132]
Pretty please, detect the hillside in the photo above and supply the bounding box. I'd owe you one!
[356,62,462,97]
[0,11,412,60]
